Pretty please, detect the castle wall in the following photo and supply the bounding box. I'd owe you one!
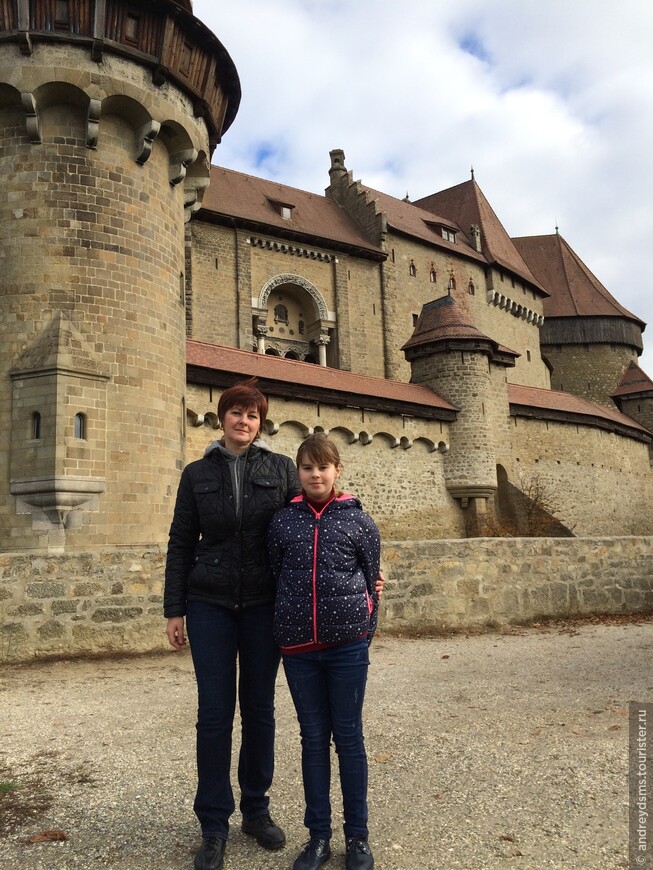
[189,222,388,375]
[336,254,386,376]
[618,396,653,440]
[476,268,549,389]
[184,384,463,540]
[545,343,638,406]
[2,536,651,662]
[506,416,653,535]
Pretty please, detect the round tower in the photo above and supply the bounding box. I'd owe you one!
[403,294,516,535]
[0,1,240,551]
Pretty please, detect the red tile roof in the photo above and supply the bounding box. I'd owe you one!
[185,342,649,438]
[200,166,382,257]
[186,340,457,414]
[612,361,653,397]
[359,186,486,263]
[508,382,650,437]
[513,232,644,325]
[414,179,548,296]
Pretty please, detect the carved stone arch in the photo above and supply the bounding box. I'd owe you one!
[183,149,211,216]
[159,121,197,186]
[328,425,358,445]
[101,95,160,164]
[31,81,90,144]
[0,83,21,110]
[277,420,312,439]
[256,274,334,365]
[259,274,328,320]
[374,431,401,449]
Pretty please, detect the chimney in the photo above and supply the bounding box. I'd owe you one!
[470,223,482,253]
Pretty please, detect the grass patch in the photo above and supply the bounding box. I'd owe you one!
[0,781,17,795]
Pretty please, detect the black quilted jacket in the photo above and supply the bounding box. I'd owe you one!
[268,493,381,650]
[164,441,300,617]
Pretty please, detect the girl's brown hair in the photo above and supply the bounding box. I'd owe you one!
[296,433,342,469]
[218,378,268,428]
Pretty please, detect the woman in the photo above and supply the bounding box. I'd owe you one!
[164,378,300,870]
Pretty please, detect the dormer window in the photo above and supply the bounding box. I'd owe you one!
[423,219,457,244]
[268,198,294,219]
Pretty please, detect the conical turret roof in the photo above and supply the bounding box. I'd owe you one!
[612,361,653,397]
[513,232,644,327]
[402,294,518,367]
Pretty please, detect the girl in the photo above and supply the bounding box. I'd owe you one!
[268,434,379,870]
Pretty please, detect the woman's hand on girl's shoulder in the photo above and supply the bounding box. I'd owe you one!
[375,570,385,600]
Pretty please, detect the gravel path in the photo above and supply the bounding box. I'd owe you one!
[1,620,652,870]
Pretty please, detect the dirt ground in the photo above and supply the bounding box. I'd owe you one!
[1,616,652,870]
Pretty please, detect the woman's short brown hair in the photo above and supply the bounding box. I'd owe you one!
[217,378,268,428]
[296,433,342,468]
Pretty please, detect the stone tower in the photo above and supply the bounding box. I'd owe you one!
[513,232,645,407]
[0,0,240,551]
[403,294,516,535]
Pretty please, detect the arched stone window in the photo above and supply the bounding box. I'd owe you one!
[32,411,41,440]
[255,274,334,367]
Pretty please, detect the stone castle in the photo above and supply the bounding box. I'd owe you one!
[1,1,653,658]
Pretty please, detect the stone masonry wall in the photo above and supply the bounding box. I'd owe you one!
[546,344,638,407]
[2,537,652,661]
[506,416,653,535]
[381,536,653,632]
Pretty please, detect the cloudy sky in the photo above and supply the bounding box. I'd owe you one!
[193,0,653,375]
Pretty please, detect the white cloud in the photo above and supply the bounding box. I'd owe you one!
[192,0,653,373]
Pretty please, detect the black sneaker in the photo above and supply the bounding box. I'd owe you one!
[345,837,374,870]
[194,837,226,870]
[241,812,286,850]
[292,838,331,870]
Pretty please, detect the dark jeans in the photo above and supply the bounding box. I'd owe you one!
[282,639,370,841]
[186,601,280,839]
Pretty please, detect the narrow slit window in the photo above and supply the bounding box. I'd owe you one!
[32,412,41,440]
[74,413,87,440]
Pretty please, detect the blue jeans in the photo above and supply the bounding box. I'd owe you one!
[282,639,370,840]
[186,601,280,839]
